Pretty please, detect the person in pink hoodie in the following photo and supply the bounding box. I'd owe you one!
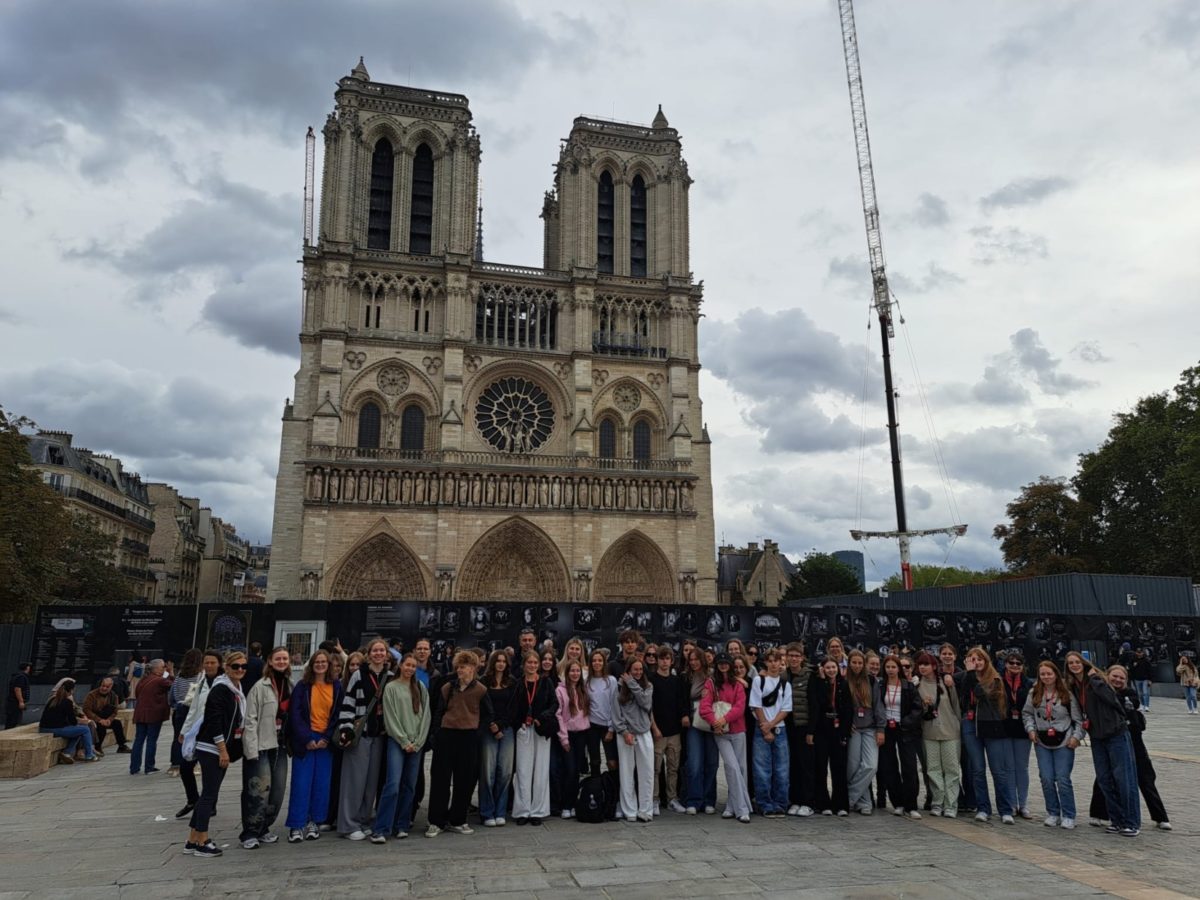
[555,661,591,819]
[700,653,752,823]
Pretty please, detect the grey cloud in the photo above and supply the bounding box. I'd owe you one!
[928,425,1063,491]
[0,307,23,325]
[911,192,950,228]
[890,262,965,295]
[970,225,1048,264]
[934,329,1090,407]
[1009,328,1092,395]
[703,307,882,455]
[980,176,1071,211]
[796,208,850,249]
[719,139,756,159]
[827,254,867,284]
[970,364,1031,405]
[1071,340,1111,364]
[199,262,299,358]
[1147,5,1200,66]
[0,1,591,166]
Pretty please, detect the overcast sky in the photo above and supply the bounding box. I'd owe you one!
[1,1,1197,583]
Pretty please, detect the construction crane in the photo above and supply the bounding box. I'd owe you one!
[303,126,316,246]
[837,0,966,590]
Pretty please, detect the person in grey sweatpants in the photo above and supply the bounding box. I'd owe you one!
[335,640,393,839]
[846,650,887,814]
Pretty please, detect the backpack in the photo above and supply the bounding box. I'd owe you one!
[575,772,619,823]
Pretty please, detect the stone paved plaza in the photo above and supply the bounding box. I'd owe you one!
[2,700,1197,900]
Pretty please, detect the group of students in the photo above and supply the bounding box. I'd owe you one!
[148,630,1173,858]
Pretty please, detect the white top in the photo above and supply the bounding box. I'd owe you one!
[882,681,903,723]
[587,674,618,727]
[749,674,793,724]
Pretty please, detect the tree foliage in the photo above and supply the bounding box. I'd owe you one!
[993,363,1200,580]
[882,563,1010,592]
[783,552,863,601]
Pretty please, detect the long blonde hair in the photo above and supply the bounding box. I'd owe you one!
[967,647,1006,714]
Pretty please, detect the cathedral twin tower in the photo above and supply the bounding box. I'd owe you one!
[267,59,718,605]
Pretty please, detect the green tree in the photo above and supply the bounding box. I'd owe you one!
[53,513,130,606]
[783,552,863,601]
[0,407,71,623]
[992,476,1096,575]
[881,563,1009,592]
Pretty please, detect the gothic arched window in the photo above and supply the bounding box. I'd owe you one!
[368,139,394,250]
[357,402,381,449]
[409,143,434,254]
[597,169,614,274]
[630,174,647,277]
[400,404,426,452]
[633,420,651,463]
[598,418,616,459]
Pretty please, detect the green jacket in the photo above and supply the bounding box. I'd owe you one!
[788,663,814,726]
[382,678,430,749]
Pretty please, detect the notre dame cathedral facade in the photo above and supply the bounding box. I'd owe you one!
[267,59,718,605]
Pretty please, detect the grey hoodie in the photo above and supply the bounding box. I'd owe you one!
[1021,689,1085,748]
[611,677,653,735]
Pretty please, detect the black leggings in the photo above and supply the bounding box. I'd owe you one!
[878,729,920,811]
[811,730,849,813]
[189,751,227,833]
[586,723,619,776]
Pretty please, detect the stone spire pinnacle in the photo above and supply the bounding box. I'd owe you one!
[474,200,484,263]
[652,104,669,129]
[351,56,370,81]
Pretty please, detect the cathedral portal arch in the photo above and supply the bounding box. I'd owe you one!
[593,530,675,603]
[328,527,430,600]
[456,517,570,601]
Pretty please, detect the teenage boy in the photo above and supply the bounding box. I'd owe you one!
[784,643,815,816]
[648,647,689,814]
[609,630,642,678]
[427,651,493,837]
[750,648,793,817]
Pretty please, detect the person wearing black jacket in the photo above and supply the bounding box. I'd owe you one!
[808,658,852,815]
[1000,654,1034,818]
[876,655,924,818]
[1064,651,1139,836]
[511,650,559,825]
[648,647,688,814]
[1129,651,1153,712]
[186,651,247,858]
[1089,665,1171,831]
[479,650,518,827]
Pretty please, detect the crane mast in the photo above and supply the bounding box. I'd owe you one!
[837,0,966,589]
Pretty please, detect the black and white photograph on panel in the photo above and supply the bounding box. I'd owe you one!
[469,606,490,635]
[574,606,601,633]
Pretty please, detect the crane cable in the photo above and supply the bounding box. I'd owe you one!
[854,302,876,534]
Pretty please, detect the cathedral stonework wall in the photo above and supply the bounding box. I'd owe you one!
[268,63,717,605]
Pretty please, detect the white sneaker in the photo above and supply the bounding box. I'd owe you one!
[1018,806,1033,820]
[1044,815,1060,827]
[1060,818,1075,829]
[346,830,367,841]
[424,825,441,838]
[260,832,279,844]
[669,799,687,813]
[447,824,474,835]
[484,818,498,827]
[836,810,848,817]
[975,812,989,823]
[704,806,716,815]
[931,805,943,817]
[1089,818,1106,827]
[240,837,260,850]
[495,818,506,827]
[891,806,905,816]
[858,806,873,816]
[798,806,814,817]
[614,810,624,820]
[685,806,697,815]
[906,810,922,820]
[368,833,386,844]
[288,829,303,843]
[652,802,660,817]
[942,809,958,819]
[560,811,571,820]
[1157,821,1173,831]
[821,809,833,816]
[787,805,801,816]
[1001,815,1015,825]
[721,810,734,819]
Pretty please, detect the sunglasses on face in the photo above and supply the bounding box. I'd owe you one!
[227,663,247,671]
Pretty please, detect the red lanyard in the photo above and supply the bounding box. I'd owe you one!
[368,670,384,716]
[887,683,901,707]
[1077,680,1087,713]
[1045,696,1055,721]
[525,676,538,710]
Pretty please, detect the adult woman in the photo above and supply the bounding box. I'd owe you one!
[962,647,1016,823]
[808,657,852,815]
[285,649,341,842]
[697,654,749,822]
[335,638,393,841]
[586,650,620,776]
[168,649,202,776]
[374,654,430,842]
[683,647,718,815]
[39,678,97,765]
[428,651,493,837]
[613,657,656,823]
[240,646,292,848]
[479,650,517,826]
[826,637,847,673]
[725,639,745,660]
[185,651,247,858]
[512,650,559,826]
[1064,651,1139,836]
[916,652,960,817]
[556,660,590,819]
[1000,654,1034,818]
[558,638,586,679]
[877,655,923,818]
[177,650,221,819]
[1176,656,1199,714]
[845,649,885,815]
[1090,665,1170,831]
[1022,660,1083,828]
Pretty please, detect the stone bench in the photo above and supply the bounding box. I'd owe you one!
[0,708,135,778]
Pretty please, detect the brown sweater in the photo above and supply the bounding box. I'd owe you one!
[83,689,120,722]
[437,680,492,731]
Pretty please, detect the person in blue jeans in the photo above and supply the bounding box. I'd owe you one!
[1129,650,1153,712]
[999,654,1034,817]
[961,648,1017,823]
[479,650,517,826]
[1065,651,1140,836]
[374,655,431,841]
[285,650,342,842]
[750,649,793,817]
[683,648,718,814]
[39,678,97,764]
[1176,657,1198,714]
[1021,660,1084,828]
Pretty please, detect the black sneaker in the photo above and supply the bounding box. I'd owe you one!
[182,841,198,855]
[192,840,222,858]
[175,803,195,819]
[529,817,542,827]
[1120,827,1139,837]
[1105,824,1121,834]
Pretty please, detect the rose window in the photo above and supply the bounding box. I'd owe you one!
[475,377,554,453]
